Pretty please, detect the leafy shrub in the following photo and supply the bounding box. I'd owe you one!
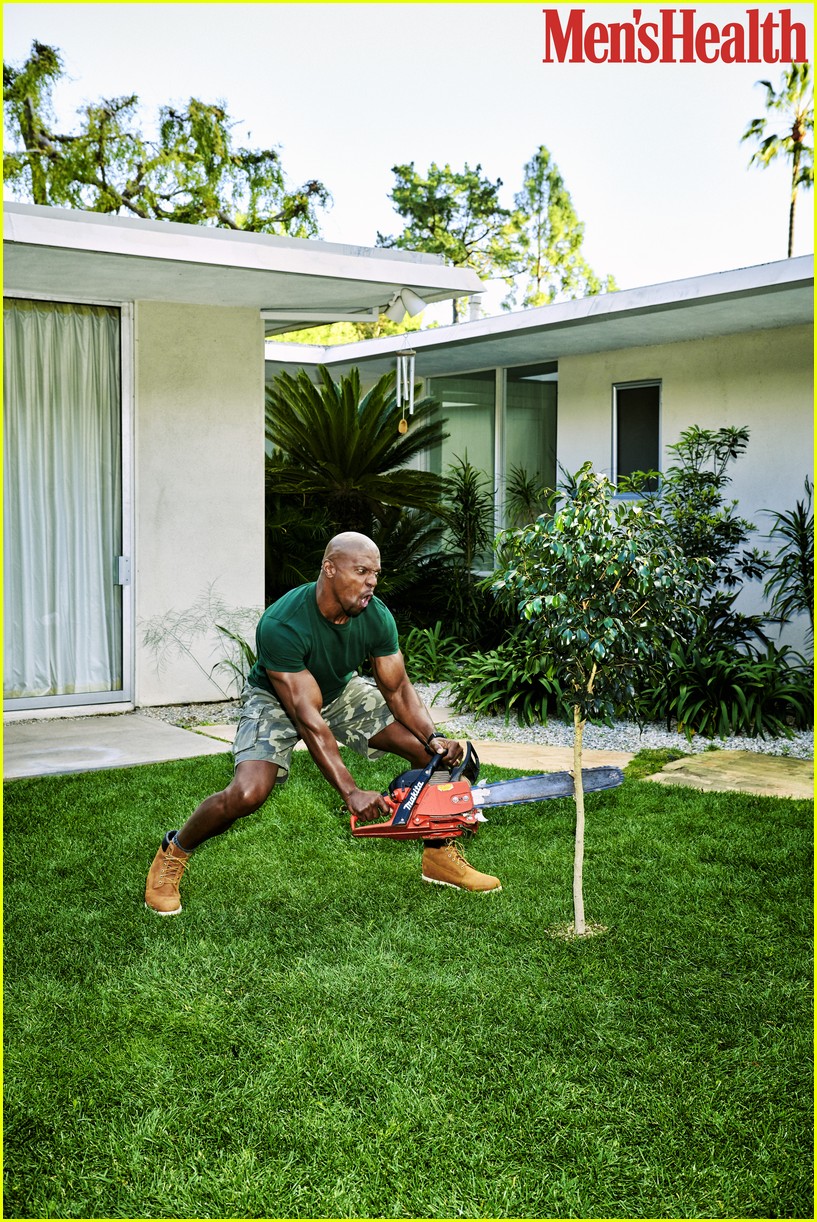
[141,583,261,699]
[449,629,564,726]
[402,622,464,683]
[213,624,257,692]
[653,640,813,740]
[504,464,556,528]
[764,478,814,647]
[623,425,768,647]
[494,463,710,729]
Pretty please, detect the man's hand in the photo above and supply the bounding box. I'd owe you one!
[429,736,463,767]
[344,786,392,822]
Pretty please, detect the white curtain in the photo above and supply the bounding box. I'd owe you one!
[3,299,122,700]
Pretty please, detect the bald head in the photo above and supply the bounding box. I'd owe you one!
[318,532,382,621]
[322,532,379,566]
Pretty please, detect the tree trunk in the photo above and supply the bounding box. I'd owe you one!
[788,146,801,259]
[21,100,48,205]
[572,702,586,937]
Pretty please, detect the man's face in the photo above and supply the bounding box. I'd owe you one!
[325,547,381,617]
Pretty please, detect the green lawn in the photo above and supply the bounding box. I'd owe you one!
[3,749,813,1219]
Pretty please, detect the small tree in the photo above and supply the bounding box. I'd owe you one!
[493,464,708,938]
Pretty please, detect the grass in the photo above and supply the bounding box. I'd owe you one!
[3,749,813,1219]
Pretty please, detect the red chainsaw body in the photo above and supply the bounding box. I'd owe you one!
[348,741,623,841]
[350,780,480,839]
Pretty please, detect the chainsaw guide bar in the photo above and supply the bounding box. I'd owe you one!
[349,743,623,840]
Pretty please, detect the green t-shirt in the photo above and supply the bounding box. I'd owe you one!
[247,582,399,705]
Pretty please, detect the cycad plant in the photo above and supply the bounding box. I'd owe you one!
[265,366,447,534]
[264,366,449,604]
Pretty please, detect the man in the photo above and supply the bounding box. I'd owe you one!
[145,532,501,914]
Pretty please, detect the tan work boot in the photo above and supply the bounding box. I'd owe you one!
[421,839,502,893]
[145,832,191,915]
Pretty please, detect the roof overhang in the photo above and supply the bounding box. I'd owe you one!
[2,203,484,334]
[264,256,814,377]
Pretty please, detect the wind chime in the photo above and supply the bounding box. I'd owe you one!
[396,346,416,434]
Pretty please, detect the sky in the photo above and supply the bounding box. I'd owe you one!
[3,1,814,317]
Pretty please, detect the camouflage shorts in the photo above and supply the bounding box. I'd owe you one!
[232,675,394,781]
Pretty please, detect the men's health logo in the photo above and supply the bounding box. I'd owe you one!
[542,8,810,65]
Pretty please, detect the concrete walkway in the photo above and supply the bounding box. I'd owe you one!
[644,749,813,800]
[3,711,813,799]
[3,714,229,780]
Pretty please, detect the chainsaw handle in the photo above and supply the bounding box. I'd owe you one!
[384,750,445,827]
[349,752,446,836]
[384,750,445,794]
[349,794,397,834]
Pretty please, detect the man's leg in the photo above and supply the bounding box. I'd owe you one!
[367,720,430,768]
[144,761,278,915]
[174,760,279,851]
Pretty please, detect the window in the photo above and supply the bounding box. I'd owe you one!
[426,370,496,567]
[426,370,495,483]
[613,381,660,490]
[425,363,559,552]
[505,363,557,497]
[3,298,125,705]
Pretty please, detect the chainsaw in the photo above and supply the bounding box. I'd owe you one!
[349,741,623,840]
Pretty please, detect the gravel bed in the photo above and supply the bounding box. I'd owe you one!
[139,700,243,728]
[413,684,814,760]
[140,685,814,761]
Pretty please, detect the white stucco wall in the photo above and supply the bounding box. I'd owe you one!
[134,302,265,704]
[556,323,814,653]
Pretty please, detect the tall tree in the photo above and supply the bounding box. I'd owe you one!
[504,145,616,309]
[3,41,330,235]
[741,62,814,257]
[377,161,516,321]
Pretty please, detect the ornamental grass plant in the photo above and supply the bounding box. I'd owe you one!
[4,750,812,1219]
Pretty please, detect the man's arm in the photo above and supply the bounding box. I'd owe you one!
[370,651,462,765]
[267,668,390,820]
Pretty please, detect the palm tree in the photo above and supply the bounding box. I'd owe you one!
[264,366,449,601]
[742,62,814,257]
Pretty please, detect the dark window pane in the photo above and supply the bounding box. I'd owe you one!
[616,383,659,488]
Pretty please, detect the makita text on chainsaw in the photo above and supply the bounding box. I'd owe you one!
[542,8,810,65]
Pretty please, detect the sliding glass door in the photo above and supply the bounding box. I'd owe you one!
[3,298,126,707]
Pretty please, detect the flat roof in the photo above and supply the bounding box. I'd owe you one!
[2,203,483,334]
[264,256,814,377]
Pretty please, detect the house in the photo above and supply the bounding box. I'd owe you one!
[2,202,482,715]
[265,256,814,655]
[5,201,812,719]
